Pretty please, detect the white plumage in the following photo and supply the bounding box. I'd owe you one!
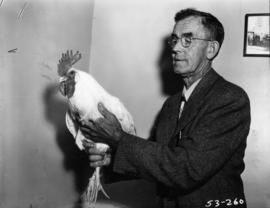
[58,51,136,207]
[62,68,136,150]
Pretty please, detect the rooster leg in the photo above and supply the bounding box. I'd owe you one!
[83,167,110,207]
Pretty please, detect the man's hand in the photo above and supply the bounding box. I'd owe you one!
[80,102,124,150]
[83,141,111,168]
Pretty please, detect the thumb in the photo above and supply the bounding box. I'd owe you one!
[98,102,115,120]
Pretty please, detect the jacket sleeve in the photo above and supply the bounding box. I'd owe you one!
[112,91,251,191]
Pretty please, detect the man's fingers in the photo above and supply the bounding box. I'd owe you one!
[97,102,110,118]
[103,155,111,166]
[98,102,116,121]
[80,127,92,138]
[80,126,95,135]
[88,147,104,154]
[89,155,104,162]
[90,155,111,168]
[81,120,98,131]
[83,142,107,154]
[81,126,100,138]
[82,140,95,148]
[83,142,102,154]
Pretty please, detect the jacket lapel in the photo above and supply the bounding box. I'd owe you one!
[166,92,182,138]
[178,69,220,131]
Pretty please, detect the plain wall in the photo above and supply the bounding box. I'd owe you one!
[0,0,95,207]
[0,0,269,208]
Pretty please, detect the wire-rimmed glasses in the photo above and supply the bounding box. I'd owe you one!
[168,34,212,48]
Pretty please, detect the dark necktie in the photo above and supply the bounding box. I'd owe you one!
[171,95,186,146]
[179,95,186,118]
[176,95,186,144]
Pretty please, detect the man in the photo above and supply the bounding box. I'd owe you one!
[80,8,251,208]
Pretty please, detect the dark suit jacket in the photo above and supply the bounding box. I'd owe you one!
[112,69,251,208]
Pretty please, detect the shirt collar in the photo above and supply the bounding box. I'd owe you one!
[182,78,202,101]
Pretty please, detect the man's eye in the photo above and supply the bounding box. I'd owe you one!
[183,37,192,44]
[172,38,178,44]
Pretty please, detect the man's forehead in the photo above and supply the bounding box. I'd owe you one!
[173,16,205,36]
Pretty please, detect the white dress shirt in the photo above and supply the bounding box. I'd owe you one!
[177,78,202,142]
[179,78,202,118]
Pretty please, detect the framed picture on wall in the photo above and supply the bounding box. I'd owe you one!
[243,13,270,57]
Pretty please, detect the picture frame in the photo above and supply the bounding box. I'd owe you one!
[243,13,270,57]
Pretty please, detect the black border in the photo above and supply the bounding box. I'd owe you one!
[243,13,270,57]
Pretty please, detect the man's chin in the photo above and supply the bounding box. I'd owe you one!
[173,66,187,75]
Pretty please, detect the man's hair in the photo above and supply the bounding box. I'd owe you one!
[174,8,225,48]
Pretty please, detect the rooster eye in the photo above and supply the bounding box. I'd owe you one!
[69,71,75,75]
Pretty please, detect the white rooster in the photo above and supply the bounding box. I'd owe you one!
[57,50,136,207]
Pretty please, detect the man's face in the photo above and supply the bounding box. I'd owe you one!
[171,16,210,78]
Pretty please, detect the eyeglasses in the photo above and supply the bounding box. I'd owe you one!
[168,35,212,48]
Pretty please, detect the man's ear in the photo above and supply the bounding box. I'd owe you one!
[206,41,220,60]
